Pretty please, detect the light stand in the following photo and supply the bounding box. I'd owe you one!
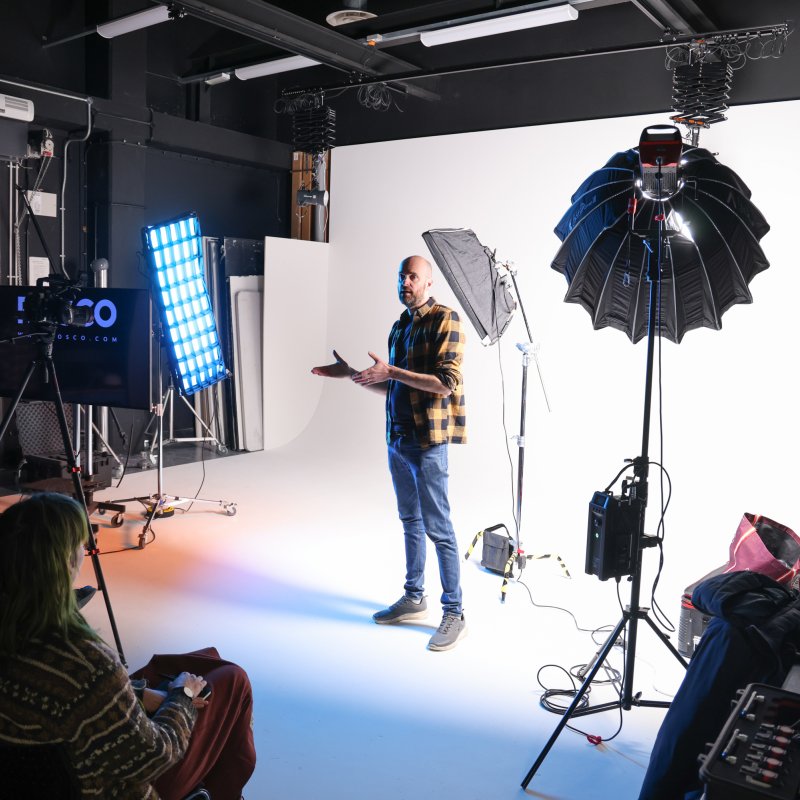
[0,325,126,664]
[506,265,551,541]
[114,323,236,548]
[492,262,562,598]
[113,213,237,545]
[521,174,688,789]
[421,229,561,594]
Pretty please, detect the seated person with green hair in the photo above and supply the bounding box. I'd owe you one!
[0,492,256,800]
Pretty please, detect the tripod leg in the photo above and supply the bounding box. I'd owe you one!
[643,612,688,668]
[521,612,629,789]
[47,360,127,666]
[0,360,38,442]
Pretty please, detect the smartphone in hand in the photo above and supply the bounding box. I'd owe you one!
[198,684,212,700]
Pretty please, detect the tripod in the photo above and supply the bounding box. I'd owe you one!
[0,326,126,664]
[521,221,688,788]
[114,327,236,548]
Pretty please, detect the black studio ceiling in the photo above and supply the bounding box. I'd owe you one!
[10,0,800,146]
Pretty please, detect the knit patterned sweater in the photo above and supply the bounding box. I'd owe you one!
[0,632,197,798]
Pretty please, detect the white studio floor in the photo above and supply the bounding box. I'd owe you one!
[16,440,691,800]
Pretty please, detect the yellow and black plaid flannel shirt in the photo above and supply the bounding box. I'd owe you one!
[386,297,466,447]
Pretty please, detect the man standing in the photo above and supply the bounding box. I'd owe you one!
[312,255,467,651]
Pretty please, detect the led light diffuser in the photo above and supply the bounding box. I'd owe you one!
[142,214,227,395]
[96,5,171,38]
[234,55,320,80]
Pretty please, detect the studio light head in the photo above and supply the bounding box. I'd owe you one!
[142,213,227,396]
[637,124,684,200]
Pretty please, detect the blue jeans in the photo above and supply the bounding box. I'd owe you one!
[387,436,462,615]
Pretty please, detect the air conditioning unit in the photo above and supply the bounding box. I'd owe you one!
[0,94,34,122]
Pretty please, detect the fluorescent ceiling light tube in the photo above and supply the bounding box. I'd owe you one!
[235,55,320,80]
[97,5,171,38]
[419,4,579,47]
[205,72,231,86]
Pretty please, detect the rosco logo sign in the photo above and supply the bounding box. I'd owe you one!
[16,292,121,344]
[16,294,119,329]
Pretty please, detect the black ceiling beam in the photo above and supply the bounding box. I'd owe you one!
[628,0,717,34]
[171,0,440,100]
[299,21,788,95]
[0,80,292,171]
[170,0,420,77]
[145,109,292,169]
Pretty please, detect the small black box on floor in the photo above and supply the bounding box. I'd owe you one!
[585,491,642,581]
[481,524,514,574]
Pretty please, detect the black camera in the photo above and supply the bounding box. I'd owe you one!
[24,277,93,328]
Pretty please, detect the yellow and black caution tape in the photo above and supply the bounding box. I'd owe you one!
[463,529,485,561]
[500,553,517,602]
[526,553,572,578]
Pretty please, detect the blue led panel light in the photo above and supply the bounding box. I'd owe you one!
[142,214,227,395]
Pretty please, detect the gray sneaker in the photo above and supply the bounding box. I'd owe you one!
[428,613,467,651]
[373,595,428,624]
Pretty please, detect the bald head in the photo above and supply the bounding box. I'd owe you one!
[400,255,432,279]
[398,255,433,309]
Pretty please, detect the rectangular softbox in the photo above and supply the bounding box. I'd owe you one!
[422,228,516,345]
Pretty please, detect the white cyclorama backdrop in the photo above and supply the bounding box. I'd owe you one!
[265,99,800,621]
[262,236,329,449]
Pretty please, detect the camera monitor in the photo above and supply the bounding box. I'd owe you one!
[0,286,151,410]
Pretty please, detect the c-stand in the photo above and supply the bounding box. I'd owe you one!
[113,319,236,548]
[521,202,686,789]
[0,325,126,664]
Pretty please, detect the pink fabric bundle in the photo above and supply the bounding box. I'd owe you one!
[723,513,800,587]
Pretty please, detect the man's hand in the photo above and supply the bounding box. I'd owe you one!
[311,349,353,379]
[358,350,451,396]
[352,352,392,387]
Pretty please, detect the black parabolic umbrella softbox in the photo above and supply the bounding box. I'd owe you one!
[422,228,516,345]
